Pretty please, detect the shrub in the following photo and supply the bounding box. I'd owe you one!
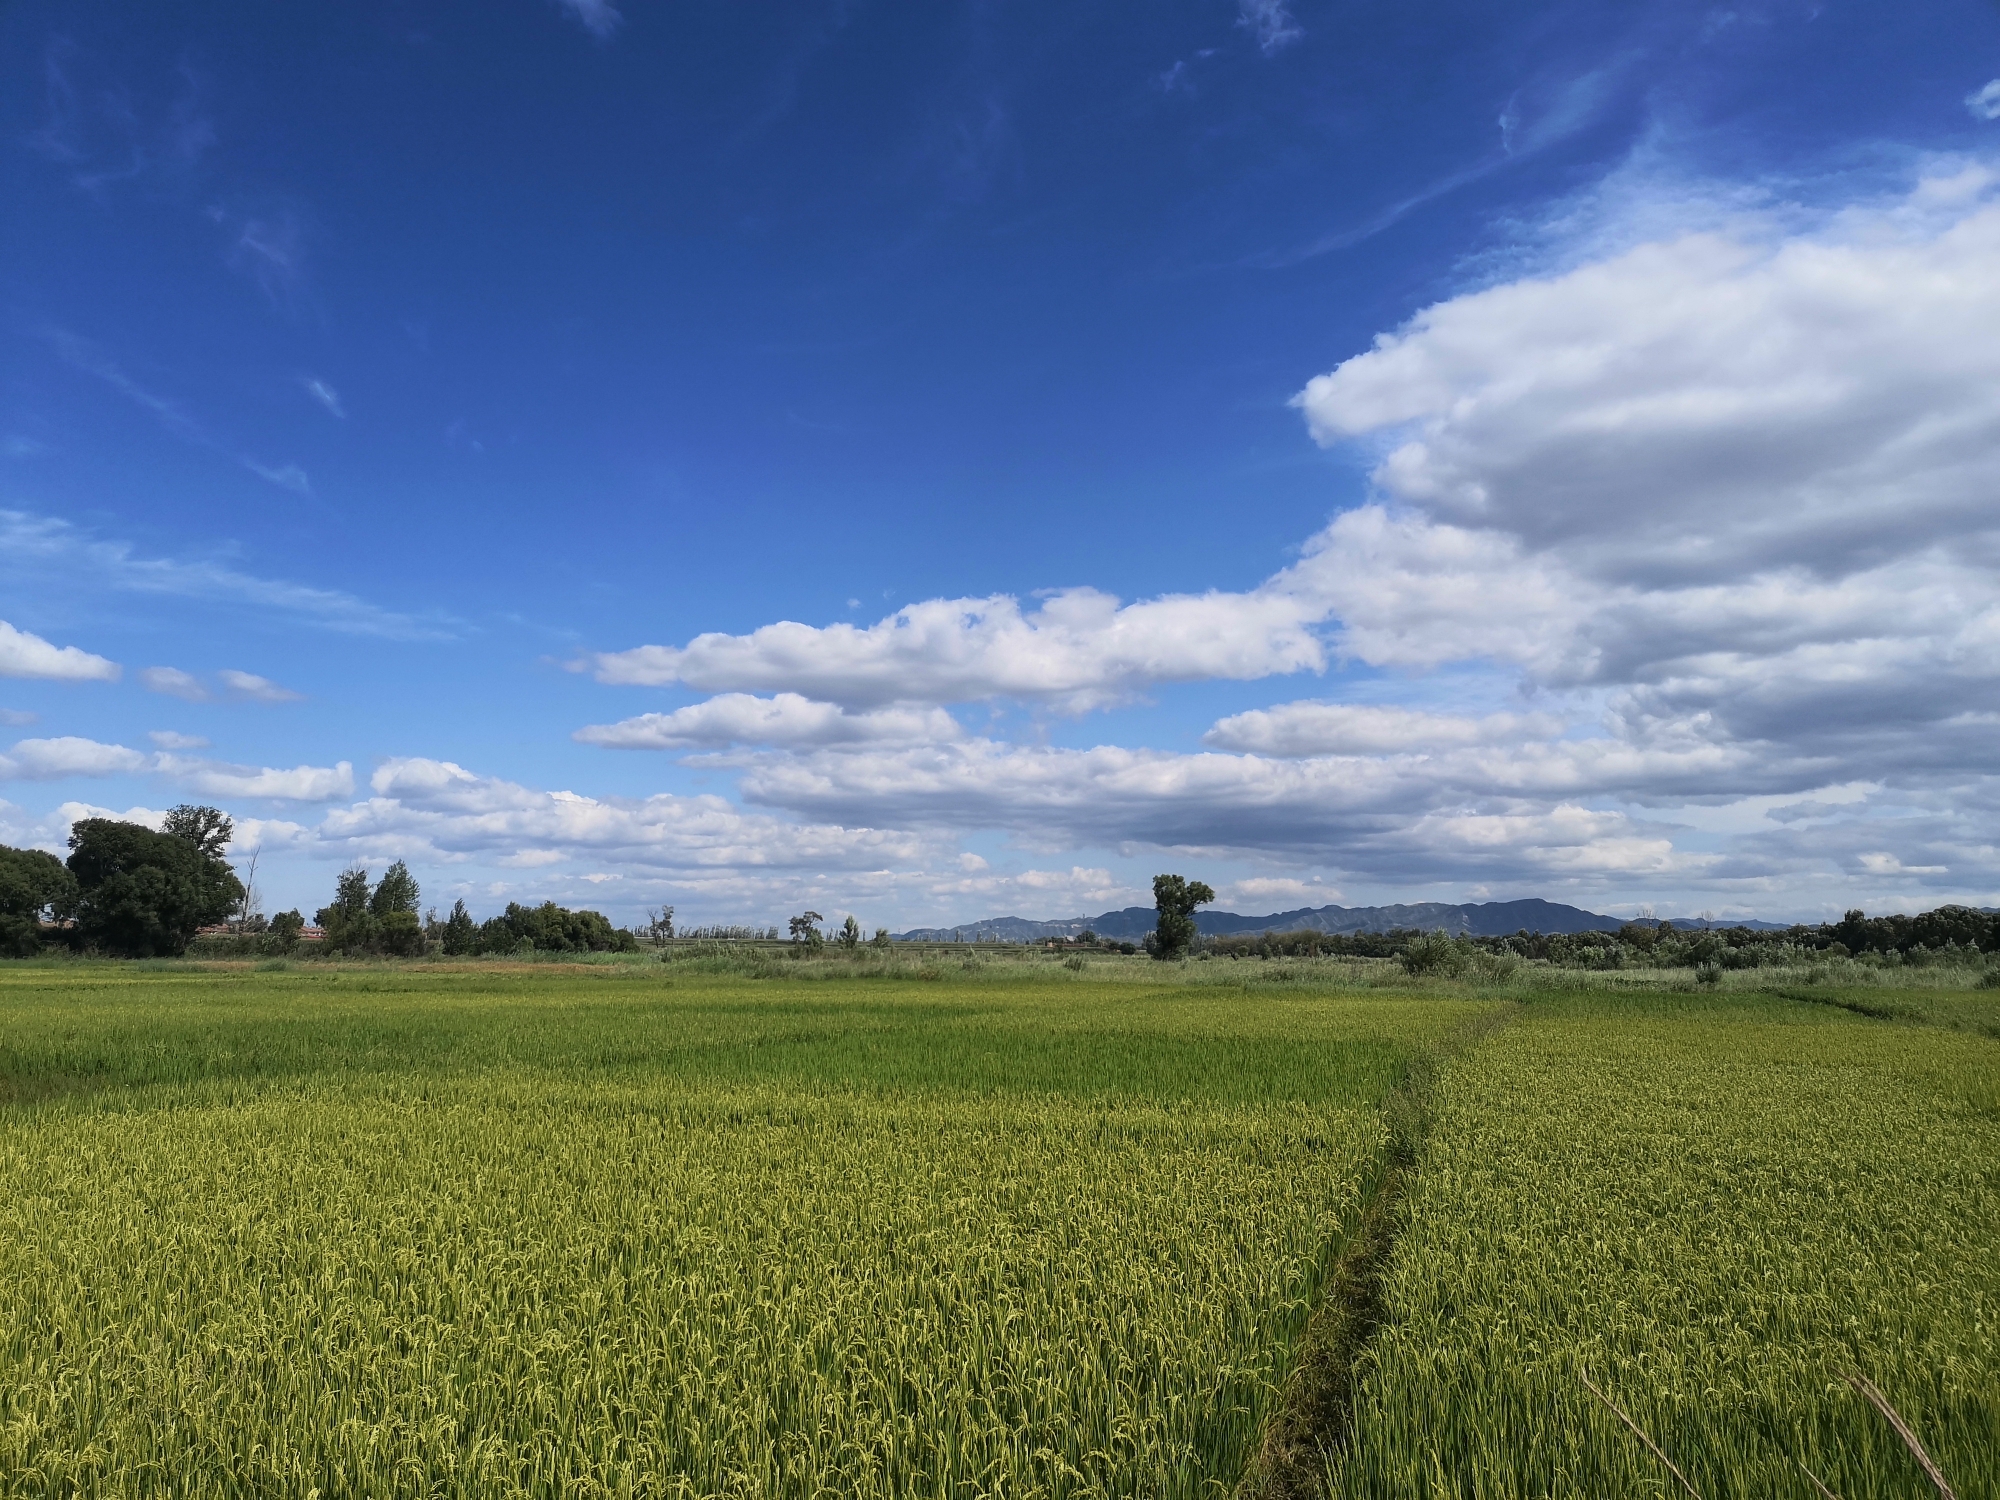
[1400,930,1469,978]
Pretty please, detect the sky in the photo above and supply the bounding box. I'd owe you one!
[6,0,2000,931]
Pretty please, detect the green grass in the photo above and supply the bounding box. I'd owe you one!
[0,963,1486,1498]
[1327,987,2000,1500]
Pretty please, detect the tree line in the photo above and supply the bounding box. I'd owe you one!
[0,808,636,959]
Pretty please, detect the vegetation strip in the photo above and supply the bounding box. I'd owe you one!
[1238,1006,1515,1500]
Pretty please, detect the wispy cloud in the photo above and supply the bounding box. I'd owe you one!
[554,0,623,40]
[1237,0,1303,56]
[148,730,209,750]
[0,510,460,642]
[1245,59,1635,268]
[1968,80,2000,121]
[30,42,214,195]
[303,378,345,418]
[242,459,312,495]
[0,619,120,682]
[139,666,209,701]
[219,669,302,703]
[47,329,313,494]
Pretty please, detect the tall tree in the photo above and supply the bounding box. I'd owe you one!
[369,861,420,917]
[441,898,478,956]
[1151,874,1215,960]
[66,818,243,957]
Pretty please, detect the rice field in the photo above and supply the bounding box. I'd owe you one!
[3,959,1994,1499]
[0,963,1484,1498]
[1328,986,2000,1500]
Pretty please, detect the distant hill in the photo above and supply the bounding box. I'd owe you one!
[893,898,1794,943]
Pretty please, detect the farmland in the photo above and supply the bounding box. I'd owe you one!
[0,956,1993,1498]
[0,960,1484,1497]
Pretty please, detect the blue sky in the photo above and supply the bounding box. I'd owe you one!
[7,0,2000,929]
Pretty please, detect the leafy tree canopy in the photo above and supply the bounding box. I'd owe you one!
[162,804,233,859]
[66,815,243,958]
[1151,874,1215,960]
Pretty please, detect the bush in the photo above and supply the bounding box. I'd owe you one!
[1401,930,1469,978]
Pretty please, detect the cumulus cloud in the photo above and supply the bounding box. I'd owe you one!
[0,734,349,801]
[0,736,148,781]
[153,755,353,801]
[730,734,1728,878]
[313,758,926,877]
[0,619,119,682]
[140,666,210,702]
[585,584,1328,711]
[1206,702,1565,756]
[577,693,962,751]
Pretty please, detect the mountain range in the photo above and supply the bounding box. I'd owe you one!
[892,899,1796,942]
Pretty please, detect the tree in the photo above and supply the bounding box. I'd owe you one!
[370,860,420,918]
[0,845,76,957]
[789,911,824,951]
[441,899,478,956]
[66,818,243,957]
[644,907,676,944]
[837,914,862,950]
[369,860,423,957]
[163,804,233,859]
[317,867,379,954]
[871,927,891,950]
[473,901,639,955]
[1150,873,1215,960]
[269,909,305,950]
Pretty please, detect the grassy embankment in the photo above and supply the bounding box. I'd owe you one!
[0,961,1487,1497]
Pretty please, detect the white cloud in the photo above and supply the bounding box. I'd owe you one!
[555,0,622,39]
[1968,80,2000,121]
[1206,702,1565,756]
[1237,0,1302,55]
[0,734,348,801]
[148,730,209,749]
[0,709,36,727]
[313,758,929,877]
[534,165,2000,913]
[0,619,119,682]
[140,666,210,702]
[154,755,354,802]
[1218,876,1345,909]
[220,669,302,703]
[585,584,1327,712]
[0,736,147,780]
[577,694,962,751]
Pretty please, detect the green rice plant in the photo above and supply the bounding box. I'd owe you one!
[0,965,1490,1498]
[1327,989,2000,1499]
